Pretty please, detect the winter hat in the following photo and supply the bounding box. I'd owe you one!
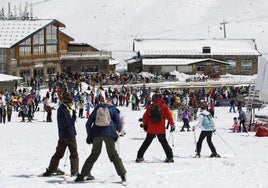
[61,92,73,104]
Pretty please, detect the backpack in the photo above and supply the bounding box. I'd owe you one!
[150,104,162,123]
[202,115,215,130]
[95,106,111,126]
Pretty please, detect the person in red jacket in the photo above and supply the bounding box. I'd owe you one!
[136,94,175,163]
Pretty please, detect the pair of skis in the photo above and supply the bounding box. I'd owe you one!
[27,174,128,186]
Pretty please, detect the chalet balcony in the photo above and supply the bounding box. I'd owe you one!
[19,50,112,63]
[60,51,112,60]
[19,53,60,62]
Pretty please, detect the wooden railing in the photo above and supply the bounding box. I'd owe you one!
[19,51,112,61]
[60,51,112,59]
[19,53,59,60]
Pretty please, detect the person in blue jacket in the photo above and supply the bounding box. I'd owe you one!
[43,91,78,176]
[75,97,127,183]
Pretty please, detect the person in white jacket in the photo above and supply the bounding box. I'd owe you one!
[192,106,220,158]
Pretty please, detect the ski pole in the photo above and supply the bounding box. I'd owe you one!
[193,129,198,155]
[168,132,174,147]
[214,131,237,156]
[171,132,174,147]
[193,129,197,145]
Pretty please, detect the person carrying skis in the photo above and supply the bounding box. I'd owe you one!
[75,98,127,184]
[43,91,79,176]
[136,94,175,163]
[192,105,220,158]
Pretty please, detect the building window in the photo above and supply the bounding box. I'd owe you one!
[19,38,32,56]
[211,66,220,72]
[11,47,15,59]
[47,68,55,75]
[241,60,252,72]
[196,66,205,71]
[0,49,7,63]
[46,25,58,53]
[226,60,236,71]
[33,30,45,54]
[33,45,44,54]
[161,66,176,73]
[0,49,7,73]
[177,66,192,73]
[47,45,57,53]
[81,65,98,72]
[34,30,44,45]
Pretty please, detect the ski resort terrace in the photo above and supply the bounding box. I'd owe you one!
[60,51,112,60]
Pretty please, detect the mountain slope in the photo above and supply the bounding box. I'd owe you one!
[1,0,268,54]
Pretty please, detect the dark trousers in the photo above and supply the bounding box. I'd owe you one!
[181,118,190,130]
[137,133,173,159]
[79,109,83,118]
[80,137,126,177]
[196,131,217,155]
[239,120,248,132]
[48,137,79,175]
[46,112,52,122]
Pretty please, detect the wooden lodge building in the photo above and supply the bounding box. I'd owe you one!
[0,18,116,80]
[127,39,262,77]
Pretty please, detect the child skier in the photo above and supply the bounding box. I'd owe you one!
[232,117,240,133]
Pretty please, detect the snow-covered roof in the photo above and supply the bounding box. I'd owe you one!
[143,58,229,66]
[134,39,261,56]
[0,73,22,82]
[0,19,65,48]
[109,59,119,65]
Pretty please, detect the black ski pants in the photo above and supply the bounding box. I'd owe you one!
[196,131,217,155]
[137,133,173,159]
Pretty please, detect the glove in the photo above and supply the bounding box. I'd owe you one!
[192,126,196,131]
[143,125,147,131]
[213,129,216,133]
[86,136,93,144]
[170,125,175,132]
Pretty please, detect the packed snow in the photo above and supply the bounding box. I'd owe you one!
[0,86,267,188]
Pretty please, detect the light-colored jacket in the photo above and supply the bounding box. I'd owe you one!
[196,110,215,131]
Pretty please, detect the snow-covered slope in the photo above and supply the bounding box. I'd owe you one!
[1,0,268,55]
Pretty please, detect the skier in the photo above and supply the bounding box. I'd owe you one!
[136,94,175,163]
[43,92,78,176]
[238,107,247,132]
[192,105,220,158]
[180,108,191,132]
[75,98,127,184]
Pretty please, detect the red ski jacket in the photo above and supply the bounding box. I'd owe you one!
[143,98,174,134]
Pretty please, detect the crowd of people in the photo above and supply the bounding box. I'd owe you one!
[0,70,250,126]
[0,71,255,184]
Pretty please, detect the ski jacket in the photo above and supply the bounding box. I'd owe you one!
[196,110,215,131]
[57,103,77,139]
[86,103,122,141]
[182,110,191,120]
[238,110,247,121]
[143,98,174,134]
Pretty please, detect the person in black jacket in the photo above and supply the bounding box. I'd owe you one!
[75,97,127,183]
[43,91,79,176]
